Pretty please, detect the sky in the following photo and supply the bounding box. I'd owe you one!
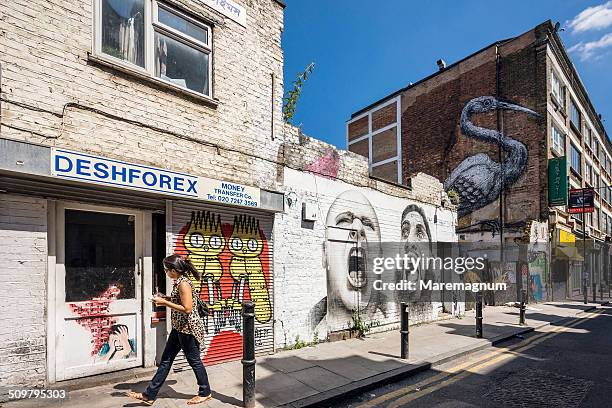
[282,0,612,148]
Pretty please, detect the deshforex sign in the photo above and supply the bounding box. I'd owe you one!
[51,148,260,208]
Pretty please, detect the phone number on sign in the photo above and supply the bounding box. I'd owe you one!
[8,389,68,399]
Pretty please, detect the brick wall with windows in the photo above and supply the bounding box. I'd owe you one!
[0,0,286,190]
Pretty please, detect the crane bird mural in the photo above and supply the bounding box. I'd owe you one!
[444,96,539,217]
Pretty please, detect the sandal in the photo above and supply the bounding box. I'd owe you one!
[126,391,155,406]
[187,394,212,405]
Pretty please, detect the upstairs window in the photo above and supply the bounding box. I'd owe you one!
[570,143,581,175]
[95,0,213,98]
[551,70,566,108]
[570,98,581,131]
[551,124,565,155]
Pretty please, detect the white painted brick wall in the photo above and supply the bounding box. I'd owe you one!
[0,195,47,391]
[0,0,285,190]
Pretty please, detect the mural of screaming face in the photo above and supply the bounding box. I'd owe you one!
[98,324,136,362]
[398,204,433,302]
[325,190,382,329]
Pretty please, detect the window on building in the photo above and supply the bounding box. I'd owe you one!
[551,70,566,108]
[347,98,402,184]
[600,144,606,164]
[603,181,609,202]
[551,124,565,155]
[593,208,599,230]
[570,98,581,131]
[585,163,592,185]
[608,215,612,235]
[594,172,600,191]
[603,213,608,234]
[95,0,212,97]
[570,143,581,175]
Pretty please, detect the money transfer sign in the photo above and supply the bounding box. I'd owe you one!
[51,148,260,208]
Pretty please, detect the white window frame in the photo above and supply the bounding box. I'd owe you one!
[550,70,565,108]
[347,96,402,184]
[551,123,565,155]
[93,0,213,99]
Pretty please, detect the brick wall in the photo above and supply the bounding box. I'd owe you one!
[0,195,47,393]
[400,25,548,237]
[0,0,285,190]
[274,128,458,346]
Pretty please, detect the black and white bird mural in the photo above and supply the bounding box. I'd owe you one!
[444,96,539,217]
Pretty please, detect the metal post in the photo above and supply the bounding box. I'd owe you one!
[519,290,526,326]
[400,302,409,359]
[593,282,597,303]
[475,294,483,338]
[242,302,255,408]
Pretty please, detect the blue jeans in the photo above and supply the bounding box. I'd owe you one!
[143,329,211,400]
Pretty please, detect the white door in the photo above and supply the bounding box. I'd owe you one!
[55,202,143,380]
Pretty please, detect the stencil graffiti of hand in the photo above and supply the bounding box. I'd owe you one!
[103,324,133,362]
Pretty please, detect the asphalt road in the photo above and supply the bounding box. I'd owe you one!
[335,305,612,408]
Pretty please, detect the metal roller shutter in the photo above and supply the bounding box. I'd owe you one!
[171,200,274,368]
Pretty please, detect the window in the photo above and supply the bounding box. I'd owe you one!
[551,70,566,108]
[591,130,597,152]
[594,172,599,191]
[95,0,212,97]
[600,143,606,164]
[570,98,582,131]
[608,215,612,235]
[570,143,581,174]
[603,213,608,234]
[585,163,592,185]
[551,124,565,154]
[347,97,402,184]
[593,208,599,230]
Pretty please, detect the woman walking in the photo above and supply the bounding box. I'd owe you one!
[128,254,211,405]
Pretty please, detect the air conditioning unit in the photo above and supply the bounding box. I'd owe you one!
[302,202,317,222]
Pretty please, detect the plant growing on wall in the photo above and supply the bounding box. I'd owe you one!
[283,62,315,125]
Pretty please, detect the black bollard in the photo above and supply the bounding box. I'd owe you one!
[242,302,255,408]
[519,290,526,326]
[400,302,409,359]
[601,283,604,301]
[593,283,597,303]
[475,294,483,338]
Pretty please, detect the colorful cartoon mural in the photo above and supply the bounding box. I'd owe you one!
[176,210,272,364]
[444,96,538,217]
[99,324,136,361]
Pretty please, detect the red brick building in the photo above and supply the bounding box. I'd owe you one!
[348,21,611,301]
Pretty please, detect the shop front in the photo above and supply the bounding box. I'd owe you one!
[0,138,283,383]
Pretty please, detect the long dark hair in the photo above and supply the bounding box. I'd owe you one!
[163,254,201,281]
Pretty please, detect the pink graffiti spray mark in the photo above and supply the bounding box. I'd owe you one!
[69,285,121,356]
[305,150,340,180]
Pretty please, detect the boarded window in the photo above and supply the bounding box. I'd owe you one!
[348,116,368,141]
[371,103,397,132]
[371,160,398,183]
[372,127,397,163]
[349,138,369,158]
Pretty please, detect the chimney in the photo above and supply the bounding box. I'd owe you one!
[436,59,446,71]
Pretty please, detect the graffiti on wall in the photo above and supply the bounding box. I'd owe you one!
[444,96,538,217]
[310,189,437,331]
[177,211,271,362]
[305,149,340,180]
[69,285,136,361]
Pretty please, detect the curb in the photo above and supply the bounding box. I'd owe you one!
[282,302,607,408]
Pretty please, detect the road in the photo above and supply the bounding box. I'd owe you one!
[336,305,612,408]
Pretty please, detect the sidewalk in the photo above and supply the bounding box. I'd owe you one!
[3,300,605,408]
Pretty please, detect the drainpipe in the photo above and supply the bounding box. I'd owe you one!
[496,44,506,304]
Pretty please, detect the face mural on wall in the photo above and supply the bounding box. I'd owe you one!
[444,96,539,217]
[324,190,383,329]
[178,211,272,364]
[398,204,433,302]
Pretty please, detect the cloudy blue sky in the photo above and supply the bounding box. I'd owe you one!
[282,1,612,148]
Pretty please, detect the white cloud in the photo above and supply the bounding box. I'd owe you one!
[568,1,612,33]
[568,32,612,60]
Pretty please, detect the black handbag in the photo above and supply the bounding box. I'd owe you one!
[196,296,209,318]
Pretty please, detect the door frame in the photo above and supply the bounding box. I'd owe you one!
[47,200,152,382]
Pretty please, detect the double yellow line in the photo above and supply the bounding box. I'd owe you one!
[359,309,604,408]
